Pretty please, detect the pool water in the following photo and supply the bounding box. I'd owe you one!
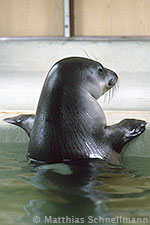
[0,143,150,225]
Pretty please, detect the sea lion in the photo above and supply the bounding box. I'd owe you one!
[4,114,35,137]
[27,57,146,165]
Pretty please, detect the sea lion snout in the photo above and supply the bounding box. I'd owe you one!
[105,69,118,90]
[108,76,117,87]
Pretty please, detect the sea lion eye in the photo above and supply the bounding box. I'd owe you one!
[98,66,103,73]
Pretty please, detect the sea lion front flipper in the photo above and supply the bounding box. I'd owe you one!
[3,114,35,137]
[105,119,147,154]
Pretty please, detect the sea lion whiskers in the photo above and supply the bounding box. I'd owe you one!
[116,79,120,93]
[103,82,118,105]
[82,49,100,63]
[88,50,99,62]
[82,49,92,59]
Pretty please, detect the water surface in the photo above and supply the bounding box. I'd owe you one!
[0,143,150,225]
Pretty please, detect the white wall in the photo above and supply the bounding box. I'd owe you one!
[0,40,150,111]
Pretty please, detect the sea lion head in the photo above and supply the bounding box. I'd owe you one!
[54,57,118,99]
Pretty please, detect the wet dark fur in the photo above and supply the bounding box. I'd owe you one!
[4,57,147,165]
[24,57,146,165]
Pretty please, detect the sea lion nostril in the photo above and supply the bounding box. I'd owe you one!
[108,78,115,87]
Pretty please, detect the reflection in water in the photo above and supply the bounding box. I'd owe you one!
[25,160,110,220]
[0,143,150,225]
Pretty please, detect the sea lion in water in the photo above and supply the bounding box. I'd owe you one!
[26,57,146,165]
[4,114,34,137]
[3,116,146,156]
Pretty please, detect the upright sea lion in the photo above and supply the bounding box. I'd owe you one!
[26,57,146,165]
